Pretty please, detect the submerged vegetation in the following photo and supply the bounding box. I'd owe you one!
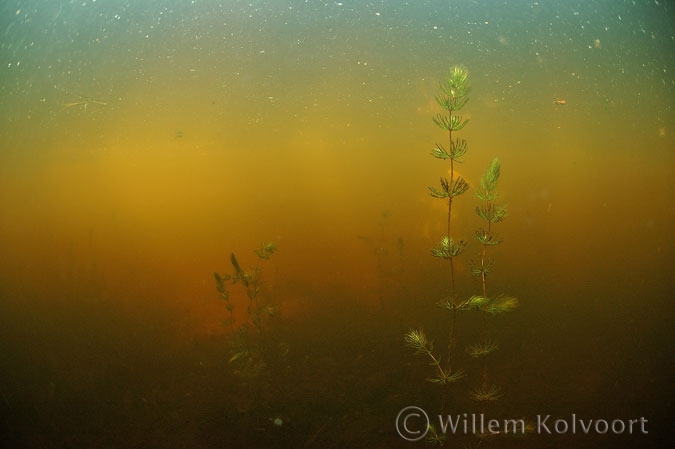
[405,66,473,398]
[214,242,279,378]
[405,66,519,446]
[469,158,518,410]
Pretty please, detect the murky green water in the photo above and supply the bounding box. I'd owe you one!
[1,1,673,447]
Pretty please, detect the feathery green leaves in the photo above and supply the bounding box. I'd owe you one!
[476,158,502,201]
[404,328,432,354]
[472,384,503,401]
[427,369,465,384]
[467,341,500,358]
[470,258,495,277]
[433,113,469,132]
[429,176,470,199]
[475,227,503,246]
[431,236,467,259]
[436,66,471,112]
[476,202,508,223]
[430,139,468,161]
[485,295,519,314]
[463,295,519,314]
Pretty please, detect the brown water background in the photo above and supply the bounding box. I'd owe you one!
[1,1,673,448]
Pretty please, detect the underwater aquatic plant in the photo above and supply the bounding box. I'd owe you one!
[214,271,234,327]
[255,241,277,260]
[468,159,518,406]
[405,66,471,409]
[471,383,503,402]
[430,67,472,380]
[467,341,499,358]
[214,242,279,377]
[425,424,448,445]
[405,328,465,384]
[404,68,520,448]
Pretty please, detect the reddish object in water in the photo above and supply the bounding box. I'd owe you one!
[553,99,567,105]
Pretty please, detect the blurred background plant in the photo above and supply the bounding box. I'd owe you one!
[214,242,278,378]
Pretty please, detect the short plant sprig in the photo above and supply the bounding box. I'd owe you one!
[468,159,518,404]
[405,329,465,384]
